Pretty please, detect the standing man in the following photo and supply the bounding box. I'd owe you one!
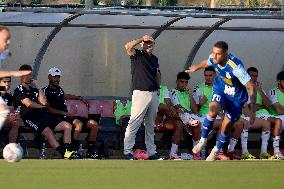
[124,35,161,160]
[186,41,256,161]
[0,26,31,131]
[43,67,99,159]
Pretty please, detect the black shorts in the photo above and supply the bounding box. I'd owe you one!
[22,110,61,134]
[54,115,100,129]
[63,116,89,127]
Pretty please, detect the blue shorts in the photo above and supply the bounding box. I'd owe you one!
[211,89,247,122]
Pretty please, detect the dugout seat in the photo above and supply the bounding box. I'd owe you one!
[87,100,114,117]
[65,100,88,118]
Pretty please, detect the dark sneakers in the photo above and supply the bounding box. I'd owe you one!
[73,151,84,159]
[86,151,99,159]
[124,153,134,160]
[148,153,164,160]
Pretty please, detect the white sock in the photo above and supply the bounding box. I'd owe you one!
[200,137,207,143]
[241,129,249,154]
[193,140,199,148]
[273,136,280,154]
[261,131,270,153]
[0,109,9,131]
[179,112,191,125]
[228,138,238,153]
[170,143,178,155]
[212,146,219,153]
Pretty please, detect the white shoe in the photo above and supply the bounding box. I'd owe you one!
[180,153,193,160]
[169,153,182,160]
[206,146,219,161]
[192,138,207,154]
[271,152,284,160]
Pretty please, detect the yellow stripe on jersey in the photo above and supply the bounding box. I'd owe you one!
[227,59,237,68]
[220,76,233,85]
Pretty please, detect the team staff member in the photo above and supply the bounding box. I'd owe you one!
[124,35,162,160]
[43,67,99,159]
[13,64,74,159]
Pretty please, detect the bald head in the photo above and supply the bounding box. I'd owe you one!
[0,26,11,53]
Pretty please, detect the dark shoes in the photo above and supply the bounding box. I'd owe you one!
[148,153,164,160]
[86,151,99,159]
[124,153,134,160]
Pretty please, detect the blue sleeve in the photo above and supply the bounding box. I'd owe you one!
[232,64,251,86]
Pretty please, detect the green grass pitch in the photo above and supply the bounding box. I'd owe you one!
[0,160,283,189]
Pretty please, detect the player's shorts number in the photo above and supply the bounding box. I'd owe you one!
[212,94,221,102]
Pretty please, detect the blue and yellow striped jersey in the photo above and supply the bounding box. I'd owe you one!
[207,53,251,100]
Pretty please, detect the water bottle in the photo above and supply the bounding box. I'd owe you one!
[78,143,84,159]
[201,149,206,160]
[17,134,28,156]
[40,142,47,159]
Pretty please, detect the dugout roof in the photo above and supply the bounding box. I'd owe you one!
[0,9,283,97]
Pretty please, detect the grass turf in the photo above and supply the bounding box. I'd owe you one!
[0,160,283,189]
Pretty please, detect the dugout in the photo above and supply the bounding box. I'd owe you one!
[0,7,284,98]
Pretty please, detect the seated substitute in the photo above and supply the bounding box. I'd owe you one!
[42,67,99,159]
[155,84,184,160]
[13,64,74,159]
[114,98,132,125]
[169,72,202,160]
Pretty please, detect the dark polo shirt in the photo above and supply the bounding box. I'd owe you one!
[130,49,159,92]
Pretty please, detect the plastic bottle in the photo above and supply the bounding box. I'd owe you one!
[201,149,206,160]
[40,142,47,159]
[78,143,84,159]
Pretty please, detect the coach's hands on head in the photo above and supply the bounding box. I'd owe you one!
[142,35,154,43]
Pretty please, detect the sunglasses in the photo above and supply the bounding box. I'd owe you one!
[143,40,154,44]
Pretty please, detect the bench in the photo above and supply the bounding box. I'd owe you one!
[0,99,120,159]
[2,99,283,159]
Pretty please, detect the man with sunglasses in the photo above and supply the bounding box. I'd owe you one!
[124,35,162,160]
